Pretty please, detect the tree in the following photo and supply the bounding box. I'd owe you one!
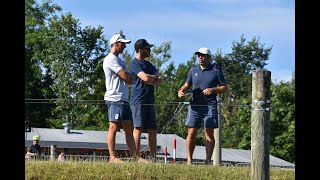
[26,0,109,130]
[222,75,295,163]
[269,78,295,163]
[42,13,109,129]
[25,0,62,128]
[214,35,272,99]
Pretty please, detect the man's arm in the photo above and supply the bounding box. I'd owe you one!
[26,152,37,156]
[117,69,133,85]
[152,74,162,86]
[203,84,228,95]
[213,84,228,94]
[137,71,160,85]
[26,149,37,156]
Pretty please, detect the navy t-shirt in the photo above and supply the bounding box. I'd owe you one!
[129,58,158,104]
[186,63,227,105]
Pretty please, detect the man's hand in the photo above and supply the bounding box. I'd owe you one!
[202,87,216,96]
[178,90,185,98]
[178,83,191,98]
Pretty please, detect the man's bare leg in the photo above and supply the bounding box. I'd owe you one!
[133,127,150,163]
[121,121,137,157]
[147,128,157,162]
[186,127,198,164]
[204,128,215,164]
[108,122,123,163]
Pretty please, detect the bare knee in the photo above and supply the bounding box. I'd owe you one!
[122,122,134,134]
[109,122,119,133]
[187,128,198,139]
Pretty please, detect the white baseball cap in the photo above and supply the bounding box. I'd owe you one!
[109,33,131,45]
[195,47,211,56]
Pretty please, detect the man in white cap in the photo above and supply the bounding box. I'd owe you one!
[103,31,138,163]
[178,47,228,165]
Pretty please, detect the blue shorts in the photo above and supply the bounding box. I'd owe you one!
[105,100,132,122]
[185,104,218,128]
[130,103,157,129]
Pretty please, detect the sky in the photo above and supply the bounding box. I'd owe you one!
[48,0,294,82]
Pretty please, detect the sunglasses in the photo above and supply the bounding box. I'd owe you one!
[142,48,151,51]
[115,34,126,43]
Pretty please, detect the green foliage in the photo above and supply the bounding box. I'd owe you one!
[214,35,272,99]
[222,98,251,149]
[26,0,109,129]
[25,0,62,128]
[221,78,295,163]
[269,80,295,163]
[150,41,172,71]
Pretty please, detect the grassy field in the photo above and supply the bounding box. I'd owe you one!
[25,160,294,180]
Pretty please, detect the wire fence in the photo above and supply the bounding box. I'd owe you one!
[25,98,255,107]
[24,96,259,153]
[24,97,277,135]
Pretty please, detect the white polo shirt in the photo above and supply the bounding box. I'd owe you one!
[103,53,130,102]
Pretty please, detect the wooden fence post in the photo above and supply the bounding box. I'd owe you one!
[50,145,56,161]
[251,69,271,180]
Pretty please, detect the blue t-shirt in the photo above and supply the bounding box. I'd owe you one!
[129,58,158,104]
[186,63,227,105]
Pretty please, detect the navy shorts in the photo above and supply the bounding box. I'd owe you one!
[105,100,132,122]
[185,104,218,128]
[130,103,157,129]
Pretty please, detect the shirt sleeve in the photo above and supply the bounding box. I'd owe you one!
[106,56,123,74]
[152,64,158,74]
[130,60,143,75]
[216,68,227,86]
[185,68,193,85]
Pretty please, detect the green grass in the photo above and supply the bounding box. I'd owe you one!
[25,160,294,180]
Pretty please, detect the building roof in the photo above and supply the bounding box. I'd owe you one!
[25,128,294,168]
[25,127,149,150]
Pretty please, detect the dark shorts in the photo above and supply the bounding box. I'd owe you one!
[130,103,157,129]
[185,104,218,128]
[105,100,132,122]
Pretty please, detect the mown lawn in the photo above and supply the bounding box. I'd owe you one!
[25,160,294,180]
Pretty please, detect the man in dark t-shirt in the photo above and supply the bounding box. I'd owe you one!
[178,47,228,165]
[26,135,42,160]
[129,39,162,162]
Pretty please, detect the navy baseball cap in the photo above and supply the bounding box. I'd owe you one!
[134,39,154,51]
